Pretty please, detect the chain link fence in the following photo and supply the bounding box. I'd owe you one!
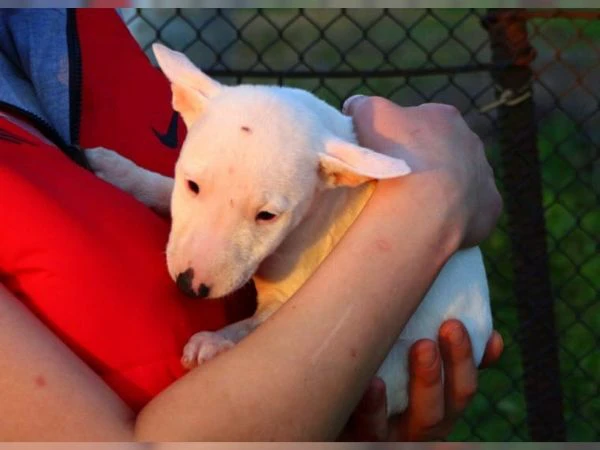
[122,8,599,442]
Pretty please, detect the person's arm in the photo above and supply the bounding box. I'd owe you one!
[0,98,501,441]
[337,95,504,441]
[0,170,454,441]
[0,283,135,440]
[0,171,453,441]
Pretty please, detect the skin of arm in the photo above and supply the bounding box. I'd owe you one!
[0,99,501,441]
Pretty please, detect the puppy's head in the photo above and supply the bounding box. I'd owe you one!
[153,44,411,298]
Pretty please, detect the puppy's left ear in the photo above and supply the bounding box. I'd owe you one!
[318,138,411,188]
[153,43,222,128]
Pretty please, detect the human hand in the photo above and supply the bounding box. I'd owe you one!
[340,320,504,441]
[342,95,502,248]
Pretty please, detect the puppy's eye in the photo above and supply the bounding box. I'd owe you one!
[187,180,200,195]
[255,211,277,222]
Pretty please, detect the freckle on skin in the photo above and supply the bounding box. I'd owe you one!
[230,198,234,208]
[375,238,391,252]
[241,126,252,133]
[350,348,357,358]
[34,375,46,387]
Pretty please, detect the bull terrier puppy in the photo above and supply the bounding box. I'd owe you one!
[87,43,493,416]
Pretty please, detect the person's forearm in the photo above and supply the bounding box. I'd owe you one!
[0,173,457,441]
[0,172,459,441]
[135,173,461,441]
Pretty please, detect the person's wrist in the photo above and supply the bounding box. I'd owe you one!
[372,170,464,267]
[420,171,465,262]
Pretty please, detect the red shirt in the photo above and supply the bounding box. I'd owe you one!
[0,9,255,411]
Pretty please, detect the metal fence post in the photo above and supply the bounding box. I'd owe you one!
[483,9,566,441]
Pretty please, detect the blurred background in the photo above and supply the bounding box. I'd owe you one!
[122,8,598,442]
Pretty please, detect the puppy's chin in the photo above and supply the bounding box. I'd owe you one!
[210,269,256,299]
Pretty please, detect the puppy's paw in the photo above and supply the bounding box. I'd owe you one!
[181,331,235,369]
[86,147,139,193]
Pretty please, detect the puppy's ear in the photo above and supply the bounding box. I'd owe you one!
[318,138,411,188]
[153,43,222,128]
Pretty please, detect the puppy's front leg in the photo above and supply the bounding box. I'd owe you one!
[181,318,256,368]
[181,299,283,369]
[86,147,174,215]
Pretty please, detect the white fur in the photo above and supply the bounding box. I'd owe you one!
[87,43,493,416]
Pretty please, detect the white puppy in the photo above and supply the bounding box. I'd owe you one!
[87,43,493,416]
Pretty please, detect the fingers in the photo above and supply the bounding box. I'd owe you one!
[342,95,368,116]
[341,96,476,174]
[438,320,478,421]
[343,377,389,441]
[341,95,421,158]
[392,321,478,441]
[388,323,502,441]
[393,339,444,441]
[342,96,397,152]
[480,330,504,368]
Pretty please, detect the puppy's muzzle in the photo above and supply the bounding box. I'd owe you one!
[176,268,210,298]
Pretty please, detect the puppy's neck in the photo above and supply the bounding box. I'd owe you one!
[254,182,374,303]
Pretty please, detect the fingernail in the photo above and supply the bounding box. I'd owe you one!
[448,325,465,345]
[495,330,504,347]
[342,94,365,114]
[418,344,437,368]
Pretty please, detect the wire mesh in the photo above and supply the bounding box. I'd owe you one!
[121,8,599,441]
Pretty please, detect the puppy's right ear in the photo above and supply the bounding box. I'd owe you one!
[318,137,411,188]
[153,43,222,128]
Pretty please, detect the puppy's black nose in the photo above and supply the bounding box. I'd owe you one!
[198,283,210,298]
[176,268,196,297]
[176,269,211,299]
